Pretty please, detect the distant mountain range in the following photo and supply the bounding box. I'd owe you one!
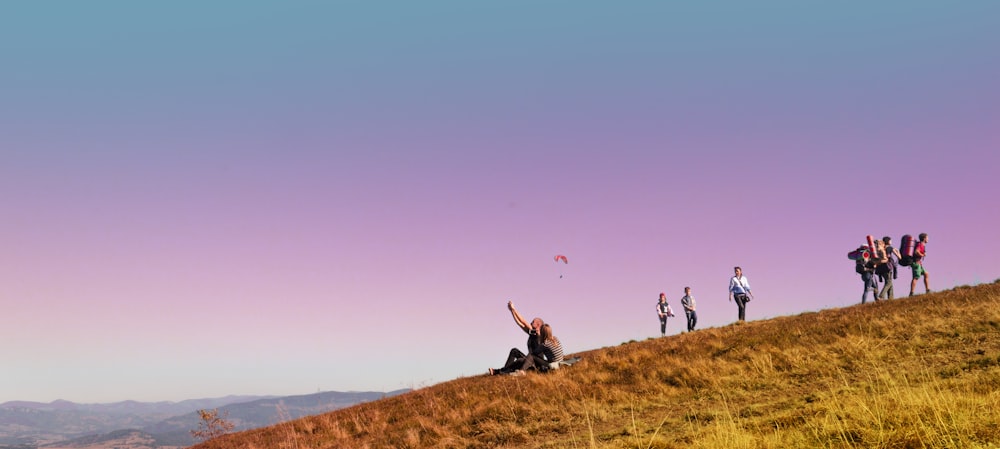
[0,390,409,449]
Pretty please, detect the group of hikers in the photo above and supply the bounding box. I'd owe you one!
[489,238,933,376]
[656,266,755,336]
[489,266,756,376]
[855,233,931,303]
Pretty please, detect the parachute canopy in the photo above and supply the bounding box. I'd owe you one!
[554,254,568,264]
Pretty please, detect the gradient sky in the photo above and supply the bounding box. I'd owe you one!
[2,2,998,404]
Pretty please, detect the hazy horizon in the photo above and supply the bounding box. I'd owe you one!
[3,1,999,403]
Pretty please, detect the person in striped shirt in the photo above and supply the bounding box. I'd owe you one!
[538,324,564,368]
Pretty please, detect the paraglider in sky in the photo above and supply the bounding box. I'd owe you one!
[554,254,568,278]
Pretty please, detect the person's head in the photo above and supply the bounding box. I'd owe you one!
[875,239,884,248]
[530,317,544,333]
[659,292,667,302]
[734,266,743,276]
[684,286,691,295]
[919,233,928,242]
[539,323,554,342]
[882,236,892,245]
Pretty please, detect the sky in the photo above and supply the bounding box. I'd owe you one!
[2,1,998,404]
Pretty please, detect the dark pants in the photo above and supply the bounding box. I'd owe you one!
[685,310,698,331]
[493,348,526,374]
[493,348,548,374]
[519,354,550,372]
[659,315,668,335]
[734,293,748,321]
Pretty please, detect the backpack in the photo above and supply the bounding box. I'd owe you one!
[847,248,869,261]
[885,246,899,279]
[849,245,871,274]
[855,259,875,274]
[899,234,915,267]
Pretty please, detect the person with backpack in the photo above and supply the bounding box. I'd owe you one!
[656,292,675,337]
[872,239,890,300]
[909,233,931,296]
[879,236,902,300]
[855,244,878,304]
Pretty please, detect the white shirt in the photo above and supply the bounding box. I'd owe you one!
[729,275,751,295]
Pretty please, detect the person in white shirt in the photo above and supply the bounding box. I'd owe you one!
[728,266,754,322]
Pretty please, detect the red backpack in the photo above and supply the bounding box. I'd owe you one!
[899,235,915,266]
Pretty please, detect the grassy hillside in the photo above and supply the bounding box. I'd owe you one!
[196,281,1000,449]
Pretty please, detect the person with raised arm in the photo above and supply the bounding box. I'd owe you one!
[489,301,544,375]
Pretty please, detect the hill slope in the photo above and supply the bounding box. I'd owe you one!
[196,281,1000,449]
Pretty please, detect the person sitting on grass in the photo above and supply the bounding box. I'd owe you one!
[489,301,542,375]
[490,315,564,375]
[520,323,564,372]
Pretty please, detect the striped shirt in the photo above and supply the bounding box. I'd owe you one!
[542,337,564,363]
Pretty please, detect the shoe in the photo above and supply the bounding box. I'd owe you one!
[488,368,495,376]
[510,370,526,377]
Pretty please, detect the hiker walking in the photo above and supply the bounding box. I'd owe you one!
[856,244,878,303]
[872,240,890,301]
[909,233,931,296]
[680,286,697,332]
[656,292,675,337]
[728,266,754,322]
[878,236,902,300]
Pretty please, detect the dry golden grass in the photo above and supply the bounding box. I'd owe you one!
[196,280,1000,448]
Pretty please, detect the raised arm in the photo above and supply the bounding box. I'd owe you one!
[508,301,531,333]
